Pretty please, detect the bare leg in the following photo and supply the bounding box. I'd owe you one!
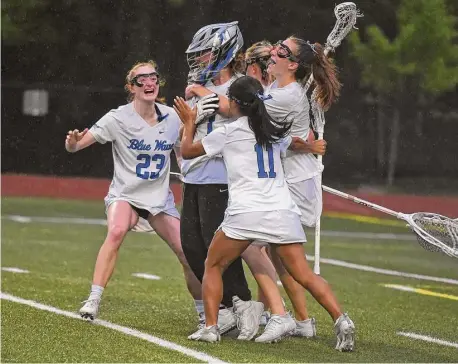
[269,248,309,321]
[148,213,202,300]
[242,244,286,315]
[271,243,342,321]
[92,201,137,287]
[203,230,251,326]
[257,247,272,308]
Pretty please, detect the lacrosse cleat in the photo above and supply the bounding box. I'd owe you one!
[292,317,317,338]
[196,308,236,334]
[260,310,271,326]
[334,313,355,352]
[79,298,100,320]
[217,307,237,334]
[188,325,221,342]
[197,312,205,330]
[233,296,264,340]
[255,313,296,343]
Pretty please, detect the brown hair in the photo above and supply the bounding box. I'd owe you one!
[245,40,274,84]
[289,37,341,111]
[124,60,166,102]
[229,51,246,75]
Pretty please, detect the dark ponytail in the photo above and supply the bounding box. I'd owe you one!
[228,76,292,147]
[289,36,341,111]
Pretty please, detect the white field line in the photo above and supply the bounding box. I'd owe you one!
[382,284,458,301]
[5,214,107,226]
[305,255,458,285]
[132,273,161,280]
[3,214,415,241]
[2,267,30,273]
[397,331,458,349]
[0,292,228,364]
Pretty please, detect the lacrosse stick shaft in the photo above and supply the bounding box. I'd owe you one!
[322,185,400,218]
[313,136,324,275]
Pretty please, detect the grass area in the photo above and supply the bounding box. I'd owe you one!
[2,197,458,363]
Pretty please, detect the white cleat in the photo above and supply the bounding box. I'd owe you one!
[260,311,271,327]
[197,308,236,334]
[334,313,355,352]
[217,307,237,334]
[188,325,221,342]
[255,313,296,343]
[292,317,317,338]
[233,296,264,341]
[197,312,205,330]
[79,298,100,320]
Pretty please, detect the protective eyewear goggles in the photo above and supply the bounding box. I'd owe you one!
[130,72,160,87]
[274,41,300,63]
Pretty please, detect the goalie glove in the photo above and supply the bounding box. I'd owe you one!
[195,93,219,125]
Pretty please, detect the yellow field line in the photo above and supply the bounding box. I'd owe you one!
[382,284,458,301]
[324,211,405,227]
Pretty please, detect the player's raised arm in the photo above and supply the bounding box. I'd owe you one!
[65,128,96,153]
[173,97,206,159]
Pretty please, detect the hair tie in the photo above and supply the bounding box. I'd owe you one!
[306,41,318,55]
[255,92,273,102]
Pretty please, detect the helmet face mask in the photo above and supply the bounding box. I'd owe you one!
[186,21,243,84]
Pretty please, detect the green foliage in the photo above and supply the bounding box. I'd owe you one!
[349,0,458,96]
[1,0,60,45]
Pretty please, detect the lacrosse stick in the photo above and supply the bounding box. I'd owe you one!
[309,2,363,275]
[322,185,458,258]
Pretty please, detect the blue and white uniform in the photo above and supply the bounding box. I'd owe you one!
[201,116,306,244]
[181,75,240,182]
[89,102,180,227]
[264,81,323,227]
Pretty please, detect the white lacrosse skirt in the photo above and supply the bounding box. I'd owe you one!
[220,209,306,245]
[288,174,323,228]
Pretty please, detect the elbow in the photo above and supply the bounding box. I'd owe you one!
[181,148,194,160]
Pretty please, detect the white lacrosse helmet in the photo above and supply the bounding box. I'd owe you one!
[186,21,244,84]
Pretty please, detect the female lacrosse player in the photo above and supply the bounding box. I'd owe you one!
[181,21,292,338]
[266,37,341,227]
[174,76,355,350]
[244,39,320,338]
[65,61,201,321]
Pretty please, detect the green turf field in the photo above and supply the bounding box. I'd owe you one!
[2,197,458,363]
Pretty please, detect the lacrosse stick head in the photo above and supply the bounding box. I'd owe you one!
[405,212,458,258]
[326,2,363,53]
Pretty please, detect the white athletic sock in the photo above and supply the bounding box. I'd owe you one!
[194,299,205,315]
[88,285,104,301]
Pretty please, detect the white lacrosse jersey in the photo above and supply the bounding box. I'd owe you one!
[201,116,300,216]
[181,75,241,184]
[89,102,179,212]
[264,81,323,183]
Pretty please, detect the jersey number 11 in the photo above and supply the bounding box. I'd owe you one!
[254,143,276,179]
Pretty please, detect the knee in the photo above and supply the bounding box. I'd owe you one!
[106,225,128,247]
[204,256,225,273]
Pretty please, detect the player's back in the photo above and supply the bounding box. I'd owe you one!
[219,117,299,216]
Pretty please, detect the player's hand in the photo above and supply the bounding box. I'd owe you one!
[309,139,327,155]
[185,84,197,100]
[195,93,219,125]
[174,97,197,126]
[65,128,88,152]
[290,137,327,155]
